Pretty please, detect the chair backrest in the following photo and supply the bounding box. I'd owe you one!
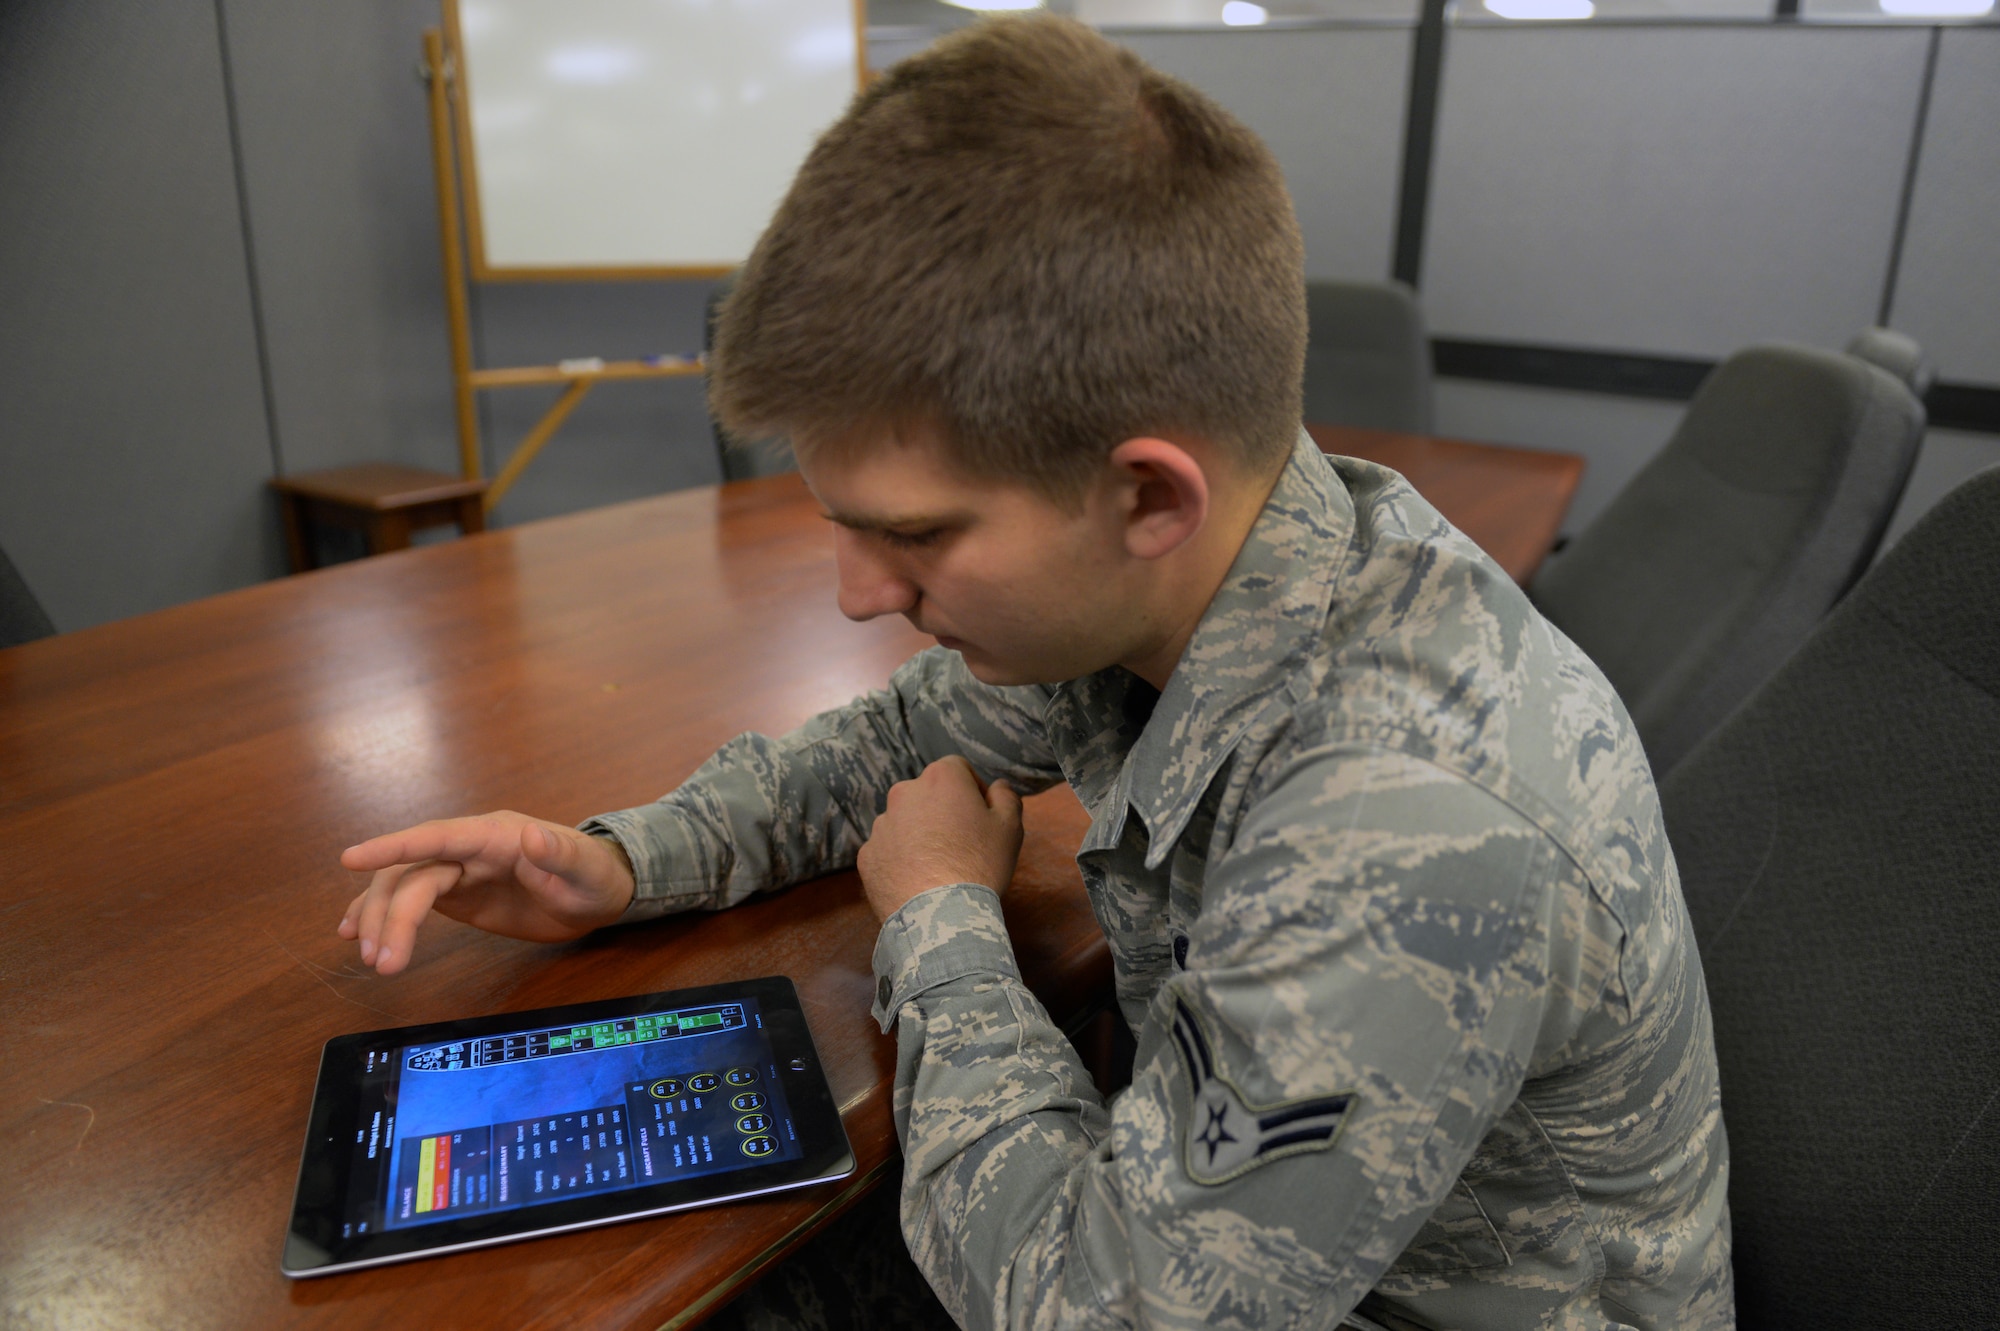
[704,271,796,483]
[1301,280,1433,435]
[1845,326,1935,399]
[1,541,56,648]
[1530,343,1924,776]
[1658,467,2000,1329]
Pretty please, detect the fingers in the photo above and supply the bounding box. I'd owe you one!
[337,888,366,938]
[926,759,1021,827]
[345,859,458,974]
[985,777,1023,822]
[340,817,505,874]
[365,860,459,974]
[373,860,458,974]
[928,754,985,795]
[346,863,405,960]
[516,821,571,891]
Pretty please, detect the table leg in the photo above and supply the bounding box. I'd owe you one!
[367,511,414,556]
[278,494,315,574]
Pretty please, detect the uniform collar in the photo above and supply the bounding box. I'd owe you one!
[1064,429,1350,866]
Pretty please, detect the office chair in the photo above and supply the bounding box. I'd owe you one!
[1658,466,2000,1328]
[704,271,796,483]
[1845,326,1935,399]
[1529,342,1924,777]
[1301,279,1434,434]
[1,540,56,647]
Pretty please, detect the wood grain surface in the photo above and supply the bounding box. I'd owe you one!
[1308,423,1584,586]
[0,474,1097,1330]
[0,434,1576,1329]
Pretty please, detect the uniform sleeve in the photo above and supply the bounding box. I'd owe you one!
[874,746,1574,1331]
[580,646,1065,920]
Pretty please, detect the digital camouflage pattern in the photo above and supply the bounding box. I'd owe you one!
[584,431,1734,1330]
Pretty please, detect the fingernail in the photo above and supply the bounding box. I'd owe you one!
[360,939,375,963]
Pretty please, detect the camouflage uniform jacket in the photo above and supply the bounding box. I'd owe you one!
[583,431,1734,1330]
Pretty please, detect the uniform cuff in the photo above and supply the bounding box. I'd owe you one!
[870,883,1021,1031]
[577,806,710,923]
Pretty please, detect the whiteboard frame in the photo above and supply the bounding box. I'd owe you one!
[443,0,869,283]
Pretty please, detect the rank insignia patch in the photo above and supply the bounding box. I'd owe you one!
[1170,998,1354,1186]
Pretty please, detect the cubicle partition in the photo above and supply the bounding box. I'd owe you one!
[1892,28,2000,393]
[1108,17,1998,539]
[1121,26,1414,284]
[1422,26,1930,359]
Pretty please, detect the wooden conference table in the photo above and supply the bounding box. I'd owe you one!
[0,425,1579,1329]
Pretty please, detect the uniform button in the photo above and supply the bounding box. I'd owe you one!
[877,975,893,1007]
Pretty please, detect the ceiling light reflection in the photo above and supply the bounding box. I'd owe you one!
[1485,0,1595,16]
[786,24,857,70]
[545,44,645,85]
[1879,0,1992,14]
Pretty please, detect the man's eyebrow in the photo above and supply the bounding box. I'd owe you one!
[818,508,970,533]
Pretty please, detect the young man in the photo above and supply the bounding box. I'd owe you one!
[339,17,1732,1329]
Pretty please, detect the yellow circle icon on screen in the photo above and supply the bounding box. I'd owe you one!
[736,1114,771,1133]
[725,1067,758,1086]
[731,1092,765,1112]
[741,1135,777,1157]
[648,1079,682,1099]
[687,1073,720,1093]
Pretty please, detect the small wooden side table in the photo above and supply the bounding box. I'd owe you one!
[270,463,487,573]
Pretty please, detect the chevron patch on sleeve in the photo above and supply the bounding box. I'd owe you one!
[1171,999,1355,1186]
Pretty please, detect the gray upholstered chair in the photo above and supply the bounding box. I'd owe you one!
[1,541,56,648]
[1530,343,1924,777]
[1658,467,2000,1328]
[1301,279,1433,434]
[1845,325,1935,399]
[704,271,796,483]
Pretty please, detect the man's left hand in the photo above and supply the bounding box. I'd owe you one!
[859,757,1024,922]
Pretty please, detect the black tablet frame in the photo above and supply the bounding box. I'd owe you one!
[281,975,854,1277]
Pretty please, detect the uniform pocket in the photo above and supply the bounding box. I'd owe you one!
[1384,1177,1511,1273]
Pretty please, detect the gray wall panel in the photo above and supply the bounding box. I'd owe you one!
[1423,27,1928,358]
[1887,28,2000,389]
[1117,28,1411,282]
[218,0,460,476]
[0,0,282,632]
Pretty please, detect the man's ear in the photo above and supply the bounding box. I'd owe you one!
[1106,437,1210,561]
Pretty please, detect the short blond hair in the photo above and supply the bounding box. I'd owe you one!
[709,15,1306,498]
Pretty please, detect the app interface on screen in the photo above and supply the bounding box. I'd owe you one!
[338,997,804,1239]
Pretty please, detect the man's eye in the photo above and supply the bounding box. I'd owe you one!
[879,528,943,550]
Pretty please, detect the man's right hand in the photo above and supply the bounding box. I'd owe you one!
[337,812,637,975]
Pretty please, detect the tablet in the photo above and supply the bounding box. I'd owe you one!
[282,975,854,1277]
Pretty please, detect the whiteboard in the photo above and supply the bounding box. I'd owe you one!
[451,0,863,277]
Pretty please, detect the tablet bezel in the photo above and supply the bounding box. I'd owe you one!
[281,975,855,1278]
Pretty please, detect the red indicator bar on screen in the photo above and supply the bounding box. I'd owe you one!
[432,1135,451,1212]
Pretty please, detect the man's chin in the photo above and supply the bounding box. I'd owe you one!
[943,642,1066,689]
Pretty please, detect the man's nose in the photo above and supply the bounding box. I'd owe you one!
[834,531,919,623]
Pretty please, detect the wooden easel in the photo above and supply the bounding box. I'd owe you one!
[419,26,710,510]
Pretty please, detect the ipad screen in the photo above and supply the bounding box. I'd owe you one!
[336,994,803,1243]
